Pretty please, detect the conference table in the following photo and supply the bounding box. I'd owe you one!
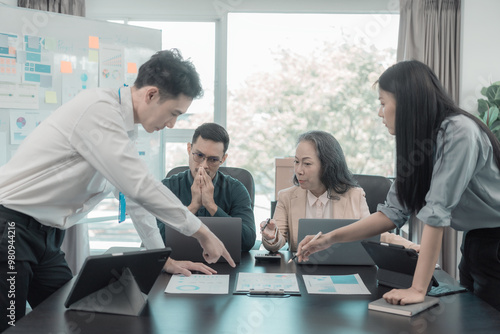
[5,250,500,334]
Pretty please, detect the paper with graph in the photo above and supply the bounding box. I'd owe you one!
[165,274,229,294]
[303,274,370,294]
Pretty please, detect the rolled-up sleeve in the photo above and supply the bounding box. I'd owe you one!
[378,116,483,229]
[416,118,481,227]
[377,182,410,229]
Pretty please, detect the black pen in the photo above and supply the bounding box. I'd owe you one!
[261,218,271,232]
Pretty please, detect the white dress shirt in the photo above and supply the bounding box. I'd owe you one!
[0,87,201,249]
[305,190,332,219]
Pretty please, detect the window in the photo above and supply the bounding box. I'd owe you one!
[87,12,399,253]
[226,13,399,228]
[87,21,216,254]
[129,21,216,129]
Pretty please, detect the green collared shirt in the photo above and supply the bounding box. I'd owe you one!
[157,169,256,251]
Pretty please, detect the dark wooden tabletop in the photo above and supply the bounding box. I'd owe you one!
[6,251,500,334]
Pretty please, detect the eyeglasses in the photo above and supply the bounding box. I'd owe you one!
[192,152,223,167]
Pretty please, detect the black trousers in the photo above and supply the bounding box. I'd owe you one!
[459,226,500,311]
[0,205,73,332]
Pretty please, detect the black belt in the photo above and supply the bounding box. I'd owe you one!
[0,205,54,231]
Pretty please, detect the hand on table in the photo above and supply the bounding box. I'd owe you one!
[163,258,217,276]
[383,287,426,305]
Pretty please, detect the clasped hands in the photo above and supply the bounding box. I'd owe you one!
[189,167,217,215]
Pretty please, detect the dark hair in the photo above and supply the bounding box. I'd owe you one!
[134,49,203,102]
[377,60,500,212]
[192,123,230,153]
[293,130,358,198]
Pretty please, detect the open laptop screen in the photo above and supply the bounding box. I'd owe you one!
[164,217,242,263]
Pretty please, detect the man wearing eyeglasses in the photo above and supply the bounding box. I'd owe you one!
[158,123,256,252]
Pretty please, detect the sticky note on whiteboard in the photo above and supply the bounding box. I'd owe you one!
[89,36,99,49]
[127,62,137,73]
[89,49,98,62]
[60,61,72,73]
[45,91,57,104]
[44,37,57,51]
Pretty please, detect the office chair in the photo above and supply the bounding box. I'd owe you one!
[270,175,393,219]
[166,166,256,210]
[353,174,393,214]
[354,174,398,235]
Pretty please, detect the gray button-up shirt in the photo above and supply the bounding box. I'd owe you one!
[378,114,500,232]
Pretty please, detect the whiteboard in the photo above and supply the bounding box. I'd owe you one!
[0,5,162,176]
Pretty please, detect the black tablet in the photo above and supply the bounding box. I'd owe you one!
[64,248,171,314]
[361,240,437,290]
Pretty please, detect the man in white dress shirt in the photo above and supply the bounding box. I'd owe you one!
[0,49,234,330]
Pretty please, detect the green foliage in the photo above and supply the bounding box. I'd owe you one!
[227,42,396,196]
[477,81,500,141]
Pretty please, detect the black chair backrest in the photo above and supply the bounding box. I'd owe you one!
[353,174,393,214]
[166,166,255,210]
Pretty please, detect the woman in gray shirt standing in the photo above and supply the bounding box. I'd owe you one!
[297,60,500,311]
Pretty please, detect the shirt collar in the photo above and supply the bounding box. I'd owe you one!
[119,86,135,133]
[307,190,329,206]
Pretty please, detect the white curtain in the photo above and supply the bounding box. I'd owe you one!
[17,0,85,17]
[398,0,460,102]
[399,0,461,278]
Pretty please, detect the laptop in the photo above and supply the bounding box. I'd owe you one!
[164,216,242,263]
[296,219,379,265]
[64,248,171,316]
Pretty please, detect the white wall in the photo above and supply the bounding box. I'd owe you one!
[85,0,399,20]
[0,0,17,6]
[460,0,500,113]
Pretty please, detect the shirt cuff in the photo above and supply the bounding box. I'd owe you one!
[181,213,202,236]
[377,203,409,229]
[141,233,165,250]
[416,204,451,227]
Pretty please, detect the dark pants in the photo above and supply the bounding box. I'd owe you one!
[0,205,73,332]
[459,226,500,311]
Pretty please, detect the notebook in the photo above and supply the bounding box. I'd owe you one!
[368,296,440,317]
[64,248,171,316]
[296,219,379,265]
[164,216,242,263]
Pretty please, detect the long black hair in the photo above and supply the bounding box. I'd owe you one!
[377,60,500,212]
[292,130,358,199]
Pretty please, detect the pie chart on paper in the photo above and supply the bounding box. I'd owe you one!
[16,117,26,129]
